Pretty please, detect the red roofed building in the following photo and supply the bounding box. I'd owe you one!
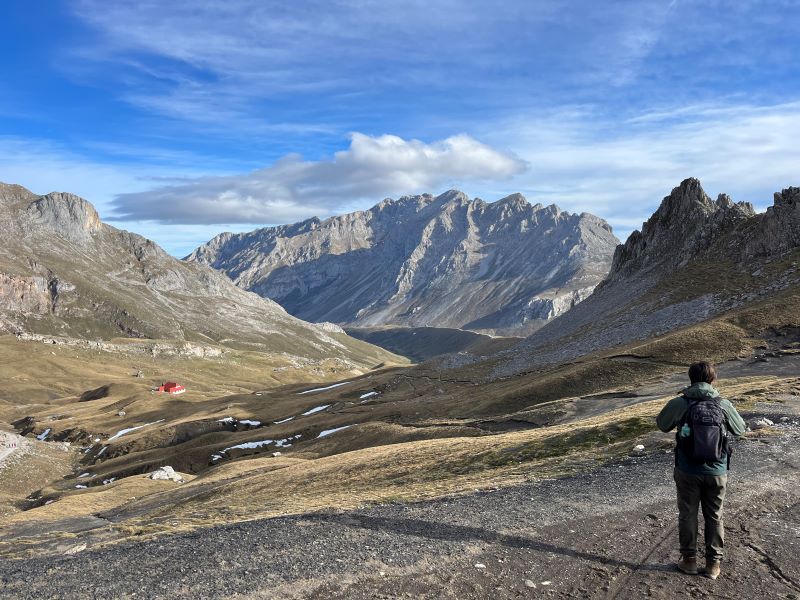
[158,381,186,395]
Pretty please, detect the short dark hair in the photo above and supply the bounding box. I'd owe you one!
[689,361,717,384]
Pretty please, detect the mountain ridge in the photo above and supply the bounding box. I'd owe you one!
[188,190,620,335]
[494,177,800,376]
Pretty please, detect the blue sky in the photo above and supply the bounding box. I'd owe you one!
[1,0,799,256]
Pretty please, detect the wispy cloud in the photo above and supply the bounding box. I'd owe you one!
[110,133,528,224]
[481,101,800,238]
[64,0,688,135]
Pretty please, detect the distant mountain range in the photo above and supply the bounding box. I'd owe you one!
[188,190,620,336]
[0,182,400,367]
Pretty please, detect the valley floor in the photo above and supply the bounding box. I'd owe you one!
[1,405,798,600]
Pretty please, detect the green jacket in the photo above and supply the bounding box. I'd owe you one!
[656,382,746,476]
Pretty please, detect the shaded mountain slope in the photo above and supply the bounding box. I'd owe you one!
[188,190,619,335]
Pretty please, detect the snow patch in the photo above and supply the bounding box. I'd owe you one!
[36,428,51,441]
[302,404,331,416]
[214,435,302,459]
[274,416,294,424]
[108,419,165,442]
[317,425,355,438]
[359,391,379,399]
[298,381,351,395]
[218,417,261,426]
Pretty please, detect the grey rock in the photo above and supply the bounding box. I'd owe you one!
[188,190,619,336]
[606,179,754,284]
[148,466,184,482]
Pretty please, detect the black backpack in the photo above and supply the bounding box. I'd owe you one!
[677,396,731,466]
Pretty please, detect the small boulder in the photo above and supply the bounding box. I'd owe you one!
[631,444,645,454]
[149,466,184,483]
[749,418,774,430]
[117,410,126,417]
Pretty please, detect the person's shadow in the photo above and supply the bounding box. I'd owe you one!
[309,512,674,574]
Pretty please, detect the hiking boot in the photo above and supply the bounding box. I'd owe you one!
[704,559,721,580]
[676,555,698,575]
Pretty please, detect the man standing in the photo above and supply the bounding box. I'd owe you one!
[656,361,746,580]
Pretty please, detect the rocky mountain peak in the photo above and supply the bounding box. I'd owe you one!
[607,178,755,282]
[25,191,102,241]
[189,190,620,335]
[743,185,800,257]
[774,186,800,209]
[0,182,37,205]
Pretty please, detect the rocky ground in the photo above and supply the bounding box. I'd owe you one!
[1,403,797,600]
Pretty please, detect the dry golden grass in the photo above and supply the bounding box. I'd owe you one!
[1,278,798,554]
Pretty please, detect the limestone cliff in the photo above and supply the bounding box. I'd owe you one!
[188,190,620,335]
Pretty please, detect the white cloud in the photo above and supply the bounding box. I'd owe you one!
[110,133,528,224]
[479,101,800,240]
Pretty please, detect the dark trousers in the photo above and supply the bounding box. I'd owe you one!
[674,468,727,561]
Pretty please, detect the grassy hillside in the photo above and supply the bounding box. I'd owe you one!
[2,283,798,555]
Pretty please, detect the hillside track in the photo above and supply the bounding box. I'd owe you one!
[1,409,798,599]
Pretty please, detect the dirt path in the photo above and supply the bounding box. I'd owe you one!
[1,406,798,600]
[0,431,24,468]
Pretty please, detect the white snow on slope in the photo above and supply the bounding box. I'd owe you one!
[274,416,294,424]
[317,425,355,438]
[218,417,261,426]
[298,382,351,395]
[302,404,331,416]
[212,435,302,461]
[36,428,51,441]
[108,420,165,442]
[359,391,379,399]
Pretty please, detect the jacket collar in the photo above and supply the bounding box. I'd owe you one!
[683,381,720,399]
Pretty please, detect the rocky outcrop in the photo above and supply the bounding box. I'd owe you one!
[605,178,755,284]
[188,190,619,335]
[742,186,800,258]
[25,192,102,243]
[0,274,52,314]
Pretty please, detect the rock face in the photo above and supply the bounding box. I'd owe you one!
[605,178,755,284]
[188,190,619,335]
[497,178,800,374]
[0,182,401,367]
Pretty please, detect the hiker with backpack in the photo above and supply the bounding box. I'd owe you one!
[656,361,746,580]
